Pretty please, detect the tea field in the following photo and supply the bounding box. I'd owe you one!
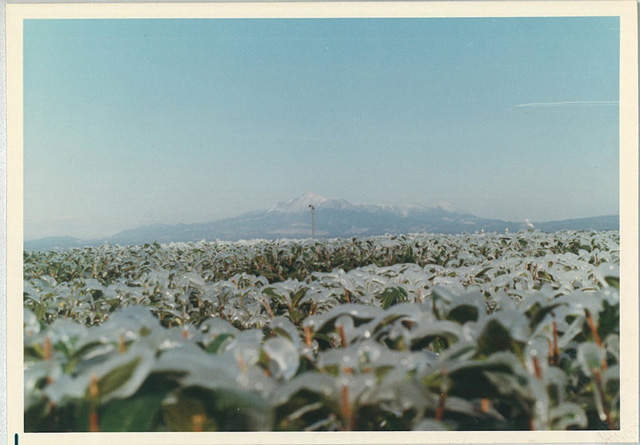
[23,230,620,431]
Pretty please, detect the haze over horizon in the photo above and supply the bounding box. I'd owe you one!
[24,192,620,243]
[24,17,620,240]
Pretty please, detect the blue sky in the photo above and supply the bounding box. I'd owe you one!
[24,17,620,239]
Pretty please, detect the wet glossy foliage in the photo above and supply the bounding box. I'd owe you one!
[23,230,620,431]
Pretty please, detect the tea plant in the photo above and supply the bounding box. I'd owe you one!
[23,230,620,431]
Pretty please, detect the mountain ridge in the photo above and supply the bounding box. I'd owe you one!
[25,194,619,250]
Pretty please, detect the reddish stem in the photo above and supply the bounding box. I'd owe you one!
[263,298,275,318]
[532,356,542,380]
[191,414,205,432]
[89,412,100,432]
[585,309,601,347]
[44,336,52,361]
[585,309,607,370]
[341,385,354,430]
[435,392,447,421]
[119,333,126,354]
[304,326,312,347]
[338,325,347,348]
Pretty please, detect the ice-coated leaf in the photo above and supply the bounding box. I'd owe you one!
[45,319,88,350]
[22,229,621,431]
[544,367,568,404]
[269,316,302,348]
[604,334,619,361]
[556,315,585,349]
[23,309,41,339]
[303,303,383,333]
[154,344,239,389]
[549,402,588,430]
[43,373,92,404]
[441,395,505,421]
[83,278,105,292]
[24,360,63,401]
[577,342,604,376]
[104,305,160,335]
[225,329,264,369]
[380,286,409,309]
[357,379,428,427]
[270,372,338,406]
[593,262,619,288]
[263,337,299,380]
[179,272,206,289]
[435,341,476,364]
[602,364,620,402]
[410,320,464,350]
[413,419,448,431]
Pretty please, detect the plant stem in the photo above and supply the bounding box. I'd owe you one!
[435,391,447,421]
[44,336,52,360]
[304,326,312,347]
[585,309,601,347]
[585,309,607,370]
[89,374,100,432]
[338,325,347,348]
[552,320,559,363]
[119,333,126,354]
[532,356,542,380]
[263,298,275,318]
[593,369,616,430]
[341,384,354,430]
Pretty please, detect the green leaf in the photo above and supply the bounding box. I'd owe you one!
[476,319,513,356]
[447,304,479,324]
[97,357,141,396]
[162,396,215,431]
[598,300,619,339]
[290,288,308,308]
[205,333,233,354]
[526,302,561,331]
[380,286,408,309]
[99,391,165,432]
[604,276,619,290]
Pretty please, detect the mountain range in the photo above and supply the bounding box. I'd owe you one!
[25,193,619,250]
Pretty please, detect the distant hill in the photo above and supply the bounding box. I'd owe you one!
[534,215,619,232]
[24,193,619,250]
[24,236,95,251]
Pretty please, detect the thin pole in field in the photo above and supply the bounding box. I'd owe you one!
[309,204,315,239]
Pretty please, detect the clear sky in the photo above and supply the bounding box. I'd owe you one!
[24,17,620,240]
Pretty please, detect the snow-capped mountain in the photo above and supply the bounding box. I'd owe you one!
[267,193,466,217]
[25,194,619,250]
[267,192,355,214]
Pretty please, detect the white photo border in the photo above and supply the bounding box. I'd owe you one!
[5,2,639,444]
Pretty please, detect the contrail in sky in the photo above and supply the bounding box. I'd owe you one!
[516,101,619,107]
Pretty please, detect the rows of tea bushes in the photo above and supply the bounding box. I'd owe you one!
[24,230,620,431]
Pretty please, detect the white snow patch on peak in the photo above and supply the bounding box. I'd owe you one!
[267,194,467,216]
[433,202,465,214]
[268,193,332,214]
